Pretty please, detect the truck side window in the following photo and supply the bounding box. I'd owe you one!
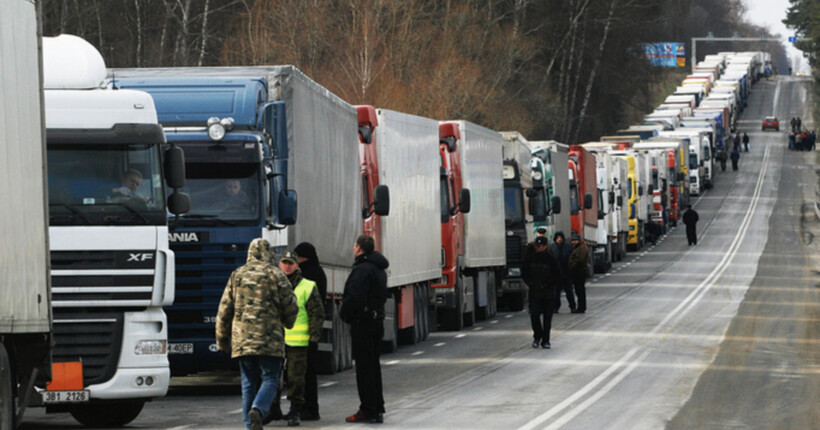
[361,173,370,211]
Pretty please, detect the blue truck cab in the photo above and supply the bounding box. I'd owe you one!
[114,76,296,375]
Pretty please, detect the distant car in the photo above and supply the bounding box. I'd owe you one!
[762,117,779,131]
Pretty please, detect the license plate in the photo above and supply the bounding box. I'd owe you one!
[168,343,194,354]
[42,390,89,403]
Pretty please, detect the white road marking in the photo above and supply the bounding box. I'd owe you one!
[490,320,499,324]
[473,326,483,331]
[455,334,467,338]
[319,381,338,388]
[434,342,446,347]
[385,360,400,365]
[229,408,243,415]
[411,351,424,356]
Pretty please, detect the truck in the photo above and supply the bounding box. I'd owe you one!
[356,106,439,349]
[114,66,361,375]
[567,145,598,272]
[531,141,570,239]
[1,3,52,428]
[608,151,644,250]
[41,35,189,427]
[500,132,542,310]
[435,121,505,321]
[581,143,628,264]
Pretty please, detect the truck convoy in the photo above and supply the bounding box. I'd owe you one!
[41,35,189,427]
[1,2,52,428]
[114,67,361,375]
[2,13,772,425]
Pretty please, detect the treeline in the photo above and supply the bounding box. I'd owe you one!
[784,0,819,70]
[40,0,788,143]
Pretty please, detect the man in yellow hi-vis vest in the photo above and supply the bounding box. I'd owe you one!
[278,250,325,426]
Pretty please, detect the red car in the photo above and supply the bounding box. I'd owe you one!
[762,116,779,131]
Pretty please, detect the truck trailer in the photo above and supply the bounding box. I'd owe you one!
[1,2,52,427]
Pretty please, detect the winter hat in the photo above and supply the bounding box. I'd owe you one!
[294,242,318,262]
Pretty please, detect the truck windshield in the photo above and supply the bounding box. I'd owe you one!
[47,143,166,226]
[440,176,451,221]
[175,163,260,224]
[569,183,580,215]
[504,187,524,222]
[689,153,698,169]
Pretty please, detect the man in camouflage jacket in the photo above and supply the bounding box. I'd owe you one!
[216,238,298,430]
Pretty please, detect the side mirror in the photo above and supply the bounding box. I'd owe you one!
[373,185,390,216]
[638,185,644,196]
[358,126,373,144]
[583,193,593,209]
[167,191,190,215]
[551,196,561,215]
[164,146,186,189]
[647,184,655,194]
[677,172,685,181]
[598,210,605,220]
[277,189,297,225]
[608,191,615,204]
[617,195,624,206]
[529,194,547,221]
[458,188,471,214]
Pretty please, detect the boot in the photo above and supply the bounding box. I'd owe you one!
[287,404,302,427]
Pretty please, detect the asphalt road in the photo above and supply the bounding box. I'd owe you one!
[21,76,819,430]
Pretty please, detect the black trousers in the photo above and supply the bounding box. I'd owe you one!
[554,277,576,311]
[572,276,587,312]
[303,342,319,414]
[350,320,385,416]
[731,159,739,170]
[686,225,697,245]
[529,296,555,342]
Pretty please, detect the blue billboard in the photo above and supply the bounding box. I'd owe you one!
[643,42,686,67]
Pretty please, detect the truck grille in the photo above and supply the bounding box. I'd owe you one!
[169,243,248,339]
[52,310,123,386]
[506,236,523,262]
[50,250,156,307]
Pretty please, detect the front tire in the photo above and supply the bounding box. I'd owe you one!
[70,400,145,428]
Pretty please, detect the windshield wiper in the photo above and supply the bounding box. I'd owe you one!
[49,203,91,224]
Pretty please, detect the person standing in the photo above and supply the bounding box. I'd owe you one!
[341,235,389,423]
[717,149,728,171]
[292,242,326,421]
[522,236,561,348]
[550,231,577,313]
[730,150,740,171]
[568,232,590,314]
[682,205,700,246]
[216,238,298,430]
[742,132,750,152]
[276,250,325,427]
[789,132,796,150]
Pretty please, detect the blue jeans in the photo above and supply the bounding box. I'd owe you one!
[238,356,283,429]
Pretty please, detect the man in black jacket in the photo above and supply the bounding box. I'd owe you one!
[682,205,700,246]
[341,235,388,423]
[523,236,562,349]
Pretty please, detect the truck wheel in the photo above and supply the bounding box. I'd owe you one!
[438,275,464,331]
[487,271,498,319]
[70,400,145,428]
[420,285,430,340]
[0,344,14,430]
[336,302,353,372]
[317,300,341,375]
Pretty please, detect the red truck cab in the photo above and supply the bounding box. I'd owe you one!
[666,149,680,225]
[357,105,384,251]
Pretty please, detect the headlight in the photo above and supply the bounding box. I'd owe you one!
[508,267,521,277]
[207,117,226,141]
[135,340,167,355]
[533,171,543,181]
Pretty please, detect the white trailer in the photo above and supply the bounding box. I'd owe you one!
[372,109,441,348]
[1,2,52,428]
[454,121,506,311]
[531,141,571,240]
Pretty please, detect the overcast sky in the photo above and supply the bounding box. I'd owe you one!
[743,0,809,72]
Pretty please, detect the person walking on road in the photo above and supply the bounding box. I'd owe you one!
[278,250,324,426]
[550,231,577,313]
[742,132,750,152]
[292,242,326,421]
[717,149,728,171]
[216,238,299,430]
[568,232,590,314]
[341,235,389,424]
[730,149,740,171]
[523,236,562,348]
[682,205,700,246]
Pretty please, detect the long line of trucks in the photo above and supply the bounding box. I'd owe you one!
[5,16,772,426]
